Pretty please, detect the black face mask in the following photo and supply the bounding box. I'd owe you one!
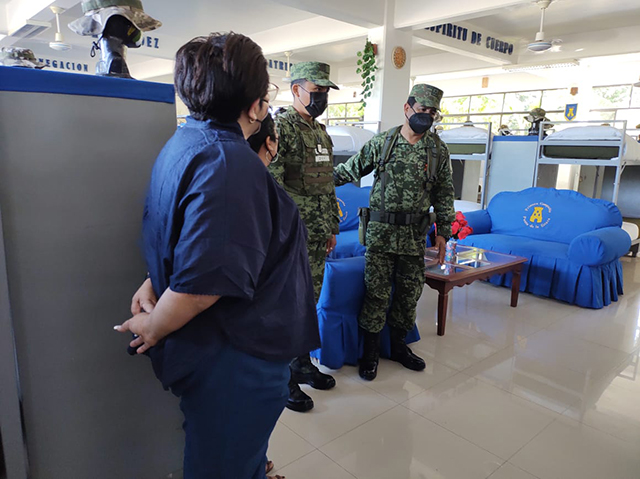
[300,87,329,118]
[407,106,434,134]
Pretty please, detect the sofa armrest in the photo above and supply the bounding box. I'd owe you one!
[463,209,492,235]
[568,227,632,266]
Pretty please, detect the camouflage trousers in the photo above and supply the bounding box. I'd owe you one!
[307,239,328,303]
[359,251,424,334]
[290,240,327,375]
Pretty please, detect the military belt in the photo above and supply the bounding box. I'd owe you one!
[306,166,333,173]
[305,177,333,184]
[369,211,425,226]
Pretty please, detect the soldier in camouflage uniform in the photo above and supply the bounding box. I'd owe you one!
[269,62,340,412]
[334,84,455,381]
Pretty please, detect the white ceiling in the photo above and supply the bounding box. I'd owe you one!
[468,0,640,40]
[1,0,639,90]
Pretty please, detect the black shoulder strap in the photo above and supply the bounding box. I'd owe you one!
[372,126,402,215]
[428,134,442,183]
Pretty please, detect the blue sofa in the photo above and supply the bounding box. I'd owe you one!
[460,188,630,309]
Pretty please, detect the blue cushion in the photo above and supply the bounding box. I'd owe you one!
[332,229,366,258]
[336,184,371,232]
[461,233,569,260]
[488,188,622,244]
[463,209,492,235]
[568,227,631,266]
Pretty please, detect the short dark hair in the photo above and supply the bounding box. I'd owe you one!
[247,114,276,153]
[174,33,269,123]
[407,96,417,107]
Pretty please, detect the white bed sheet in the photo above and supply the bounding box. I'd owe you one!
[622,222,639,242]
[440,126,491,142]
[547,126,622,141]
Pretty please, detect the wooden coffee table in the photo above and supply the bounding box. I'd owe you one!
[424,245,528,336]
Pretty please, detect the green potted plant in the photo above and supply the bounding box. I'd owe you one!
[356,40,378,107]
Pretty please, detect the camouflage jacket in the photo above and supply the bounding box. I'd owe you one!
[269,106,340,241]
[334,128,455,256]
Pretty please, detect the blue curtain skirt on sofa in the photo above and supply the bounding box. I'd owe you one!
[310,256,421,369]
[460,234,623,309]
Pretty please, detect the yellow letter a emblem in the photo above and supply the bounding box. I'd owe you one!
[529,207,544,223]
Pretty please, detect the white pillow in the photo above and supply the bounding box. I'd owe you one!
[440,126,490,141]
[547,126,622,141]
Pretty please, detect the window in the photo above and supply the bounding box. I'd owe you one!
[631,86,640,108]
[541,89,571,111]
[592,85,632,109]
[500,114,530,133]
[319,101,365,126]
[469,94,504,113]
[439,83,638,134]
[468,115,501,134]
[504,91,542,113]
[615,109,640,129]
[439,114,469,124]
[588,110,616,122]
[441,96,471,115]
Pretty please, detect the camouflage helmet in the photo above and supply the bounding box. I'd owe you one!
[0,47,45,69]
[409,84,444,110]
[525,107,548,122]
[69,0,161,36]
[290,61,339,89]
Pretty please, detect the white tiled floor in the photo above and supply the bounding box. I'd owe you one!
[268,257,640,478]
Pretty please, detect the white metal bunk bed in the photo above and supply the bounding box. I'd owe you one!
[437,122,493,208]
[533,120,640,254]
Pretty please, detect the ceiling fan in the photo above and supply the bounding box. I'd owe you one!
[49,6,71,51]
[528,0,563,53]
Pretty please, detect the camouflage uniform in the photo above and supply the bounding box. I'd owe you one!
[269,63,340,302]
[334,85,455,334]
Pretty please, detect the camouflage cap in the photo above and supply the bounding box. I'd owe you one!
[525,107,548,122]
[290,61,339,89]
[409,84,444,110]
[0,47,45,69]
[69,0,161,36]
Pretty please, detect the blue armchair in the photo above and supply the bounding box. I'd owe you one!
[332,183,369,259]
[460,188,630,308]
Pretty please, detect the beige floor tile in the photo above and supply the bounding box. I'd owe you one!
[405,373,558,460]
[339,358,458,403]
[321,406,503,479]
[510,417,640,479]
[279,375,396,448]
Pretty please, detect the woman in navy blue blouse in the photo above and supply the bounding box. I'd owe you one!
[115,33,320,479]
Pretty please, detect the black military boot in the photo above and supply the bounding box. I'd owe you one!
[389,327,426,371]
[290,354,336,390]
[286,377,314,413]
[359,329,380,381]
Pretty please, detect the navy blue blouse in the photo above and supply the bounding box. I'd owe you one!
[143,117,320,388]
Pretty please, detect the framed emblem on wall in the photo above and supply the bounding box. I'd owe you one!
[392,46,406,69]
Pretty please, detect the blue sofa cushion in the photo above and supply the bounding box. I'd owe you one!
[462,233,569,260]
[336,184,371,232]
[333,229,366,258]
[568,227,631,266]
[488,188,623,244]
[462,209,492,235]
